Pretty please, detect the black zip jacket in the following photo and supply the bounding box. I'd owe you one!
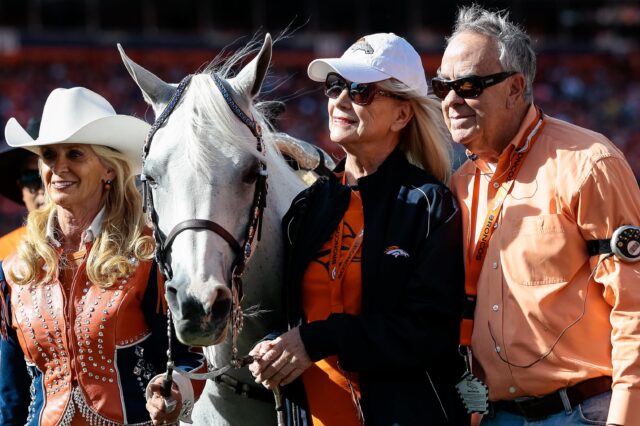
[280,149,469,425]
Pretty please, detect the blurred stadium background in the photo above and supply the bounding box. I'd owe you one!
[0,0,639,234]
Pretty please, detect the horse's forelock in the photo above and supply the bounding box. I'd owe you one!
[166,34,301,181]
[181,74,286,174]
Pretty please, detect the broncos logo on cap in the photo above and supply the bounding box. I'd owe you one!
[349,38,374,54]
[384,246,409,258]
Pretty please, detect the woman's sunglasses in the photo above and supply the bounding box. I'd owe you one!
[431,71,517,100]
[324,72,399,106]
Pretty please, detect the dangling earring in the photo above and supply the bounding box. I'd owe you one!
[103,179,113,191]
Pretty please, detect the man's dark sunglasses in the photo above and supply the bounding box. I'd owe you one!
[19,170,43,193]
[431,71,517,100]
[324,72,399,106]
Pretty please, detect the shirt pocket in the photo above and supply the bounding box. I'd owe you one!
[500,213,587,286]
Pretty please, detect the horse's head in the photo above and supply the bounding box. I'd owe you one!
[119,35,284,346]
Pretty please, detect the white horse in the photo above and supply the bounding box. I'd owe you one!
[119,35,332,425]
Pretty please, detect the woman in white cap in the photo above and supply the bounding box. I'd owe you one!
[0,87,206,426]
[250,34,468,425]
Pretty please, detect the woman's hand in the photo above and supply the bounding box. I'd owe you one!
[145,376,183,426]
[249,327,312,389]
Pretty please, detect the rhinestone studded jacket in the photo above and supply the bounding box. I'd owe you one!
[0,253,206,426]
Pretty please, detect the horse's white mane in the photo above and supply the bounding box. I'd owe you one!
[203,36,267,79]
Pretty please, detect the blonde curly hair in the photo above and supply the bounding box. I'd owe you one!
[10,145,154,287]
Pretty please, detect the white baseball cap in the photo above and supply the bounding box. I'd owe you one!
[5,87,150,172]
[308,33,429,97]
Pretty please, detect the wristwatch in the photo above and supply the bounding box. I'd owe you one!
[586,225,640,263]
[611,225,640,262]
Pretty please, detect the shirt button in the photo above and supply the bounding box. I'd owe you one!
[509,386,517,394]
[495,346,501,353]
[493,182,500,189]
[492,304,499,312]
[492,262,498,269]
[493,222,499,229]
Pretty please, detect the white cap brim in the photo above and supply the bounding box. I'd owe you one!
[5,115,149,172]
[308,58,391,84]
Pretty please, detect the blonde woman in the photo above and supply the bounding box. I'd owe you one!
[0,87,205,425]
[250,33,468,425]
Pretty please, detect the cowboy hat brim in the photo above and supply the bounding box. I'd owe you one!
[5,115,149,172]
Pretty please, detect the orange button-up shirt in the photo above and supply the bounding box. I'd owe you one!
[0,226,26,260]
[451,104,640,425]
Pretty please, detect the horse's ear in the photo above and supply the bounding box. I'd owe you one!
[231,33,272,99]
[117,43,176,117]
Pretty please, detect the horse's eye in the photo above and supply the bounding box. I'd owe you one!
[143,174,158,188]
[242,164,260,184]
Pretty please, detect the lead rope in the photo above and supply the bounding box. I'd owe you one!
[338,362,364,425]
[273,387,285,426]
[230,276,243,364]
[161,310,178,417]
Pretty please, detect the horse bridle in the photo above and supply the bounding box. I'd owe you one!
[141,73,268,360]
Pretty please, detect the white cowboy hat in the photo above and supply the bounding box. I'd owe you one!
[4,87,150,172]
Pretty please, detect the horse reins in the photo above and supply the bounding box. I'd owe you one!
[141,74,277,411]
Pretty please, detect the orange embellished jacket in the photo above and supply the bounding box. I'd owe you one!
[0,250,206,426]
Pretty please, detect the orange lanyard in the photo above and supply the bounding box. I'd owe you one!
[461,108,545,346]
[329,175,365,282]
[329,220,364,282]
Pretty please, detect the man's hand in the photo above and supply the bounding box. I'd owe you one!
[249,327,312,389]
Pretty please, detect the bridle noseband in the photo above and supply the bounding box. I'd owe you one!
[141,73,268,359]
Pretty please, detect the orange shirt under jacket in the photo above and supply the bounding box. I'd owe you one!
[0,226,26,260]
[450,104,640,426]
[301,189,363,426]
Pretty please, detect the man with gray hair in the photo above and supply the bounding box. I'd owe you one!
[434,4,640,425]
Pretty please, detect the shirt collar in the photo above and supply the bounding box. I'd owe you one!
[505,104,539,152]
[46,206,107,248]
[465,104,539,171]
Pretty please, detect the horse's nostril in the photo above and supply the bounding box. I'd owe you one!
[211,298,232,319]
[166,285,178,295]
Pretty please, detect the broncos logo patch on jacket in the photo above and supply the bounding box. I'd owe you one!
[384,246,410,258]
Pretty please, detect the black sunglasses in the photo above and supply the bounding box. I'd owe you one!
[324,72,399,106]
[19,170,43,193]
[431,71,517,100]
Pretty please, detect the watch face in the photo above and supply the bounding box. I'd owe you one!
[628,240,640,257]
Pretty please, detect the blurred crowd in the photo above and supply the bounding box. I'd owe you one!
[0,47,639,234]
